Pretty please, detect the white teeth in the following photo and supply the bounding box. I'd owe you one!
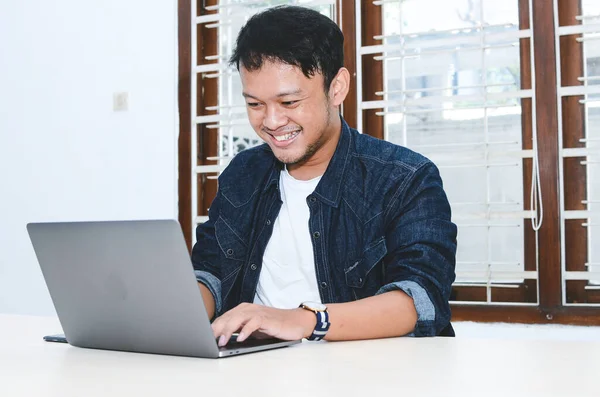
[274,131,299,142]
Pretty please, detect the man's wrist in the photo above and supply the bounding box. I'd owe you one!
[293,307,317,339]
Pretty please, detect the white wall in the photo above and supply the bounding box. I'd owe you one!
[0,1,178,315]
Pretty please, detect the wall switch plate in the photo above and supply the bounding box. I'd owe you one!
[113,92,129,111]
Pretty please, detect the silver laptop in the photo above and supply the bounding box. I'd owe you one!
[27,219,300,358]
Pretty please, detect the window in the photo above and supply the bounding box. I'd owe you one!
[557,0,600,305]
[178,0,600,324]
[371,0,536,305]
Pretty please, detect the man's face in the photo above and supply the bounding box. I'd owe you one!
[240,61,336,166]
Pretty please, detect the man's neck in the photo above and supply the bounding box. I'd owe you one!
[286,118,342,181]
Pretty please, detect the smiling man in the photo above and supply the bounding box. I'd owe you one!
[192,5,457,346]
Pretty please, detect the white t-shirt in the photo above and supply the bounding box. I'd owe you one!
[253,168,322,309]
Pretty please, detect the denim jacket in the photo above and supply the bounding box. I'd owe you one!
[192,118,457,337]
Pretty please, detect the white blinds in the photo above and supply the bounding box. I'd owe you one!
[364,0,540,301]
[555,0,600,302]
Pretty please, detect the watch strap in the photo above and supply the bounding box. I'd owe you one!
[307,309,330,341]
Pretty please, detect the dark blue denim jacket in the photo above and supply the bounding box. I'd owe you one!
[192,118,457,337]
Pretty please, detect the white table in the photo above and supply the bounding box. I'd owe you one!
[1,314,599,397]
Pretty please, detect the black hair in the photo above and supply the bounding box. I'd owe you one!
[229,5,344,91]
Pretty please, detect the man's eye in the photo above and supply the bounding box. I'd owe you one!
[282,101,298,106]
[247,102,261,108]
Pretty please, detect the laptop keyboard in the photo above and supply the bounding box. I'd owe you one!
[218,335,285,351]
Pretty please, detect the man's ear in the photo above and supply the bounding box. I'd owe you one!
[329,67,351,106]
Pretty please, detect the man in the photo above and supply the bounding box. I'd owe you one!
[192,5,457,346]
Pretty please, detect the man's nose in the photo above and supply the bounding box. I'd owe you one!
[263,105,288,131]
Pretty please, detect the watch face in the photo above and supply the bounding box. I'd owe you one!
[302,301,326,311]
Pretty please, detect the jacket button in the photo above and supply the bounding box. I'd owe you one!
[250,264,257,271]
[313,232,320,239]
[320,282,328,289]
[226,249,234,256]
[266,219,271,225]
[309,196,317,203]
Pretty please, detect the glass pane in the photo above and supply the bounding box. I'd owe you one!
[482,0,519,26]
[386,0,520,35]
[489,221,525,265]
[587,93,600,282]
[582,0,600,18]
[588,94,600,147]
[441,166,488,205]
[578,0,599,286]
[455,226,488,265]
[561,0,600,291]
[381,0,529,295]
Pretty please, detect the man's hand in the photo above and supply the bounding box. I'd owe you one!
[211,303,316,346]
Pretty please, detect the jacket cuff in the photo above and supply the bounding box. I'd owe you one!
[194,270,222,318]
[376,280,436,337]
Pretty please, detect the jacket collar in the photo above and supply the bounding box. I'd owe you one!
[312,116,352,208]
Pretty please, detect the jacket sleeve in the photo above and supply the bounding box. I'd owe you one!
[191,189,224,318]
[376,161,457,336]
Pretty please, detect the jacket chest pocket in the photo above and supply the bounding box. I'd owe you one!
[344,238,387,299]
[215,216,248,282]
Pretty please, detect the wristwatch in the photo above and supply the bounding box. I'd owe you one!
[299,301,330,341]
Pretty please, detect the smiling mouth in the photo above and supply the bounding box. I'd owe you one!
[270,130,300,142]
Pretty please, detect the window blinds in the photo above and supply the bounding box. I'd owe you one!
[363,0,541,303]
